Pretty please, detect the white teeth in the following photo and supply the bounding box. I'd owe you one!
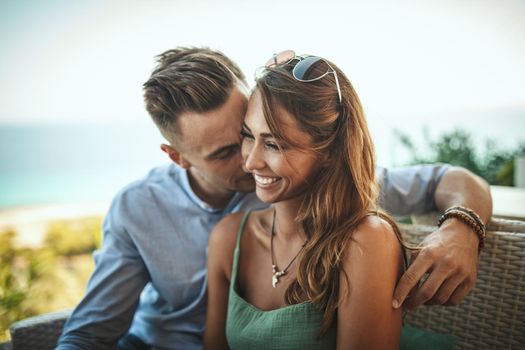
[254,174,279,185]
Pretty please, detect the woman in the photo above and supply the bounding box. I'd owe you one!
[204,50,405,349]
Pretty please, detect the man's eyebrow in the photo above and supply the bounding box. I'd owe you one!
[206,143,238,159]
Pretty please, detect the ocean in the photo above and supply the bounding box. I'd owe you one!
[1,108,524,209]
[0,122,167,208]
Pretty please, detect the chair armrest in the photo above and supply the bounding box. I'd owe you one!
[0,341,12,350]
[9,310,71,350]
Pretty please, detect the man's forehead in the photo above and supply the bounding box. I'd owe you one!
[179,116,240,149]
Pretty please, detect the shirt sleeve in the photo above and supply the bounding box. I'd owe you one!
[377,164,450,216]
[56,192,150,350]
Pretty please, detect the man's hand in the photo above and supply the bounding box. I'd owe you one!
[392,218,479,310]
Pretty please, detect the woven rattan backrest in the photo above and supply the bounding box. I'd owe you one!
[401,218,525,349]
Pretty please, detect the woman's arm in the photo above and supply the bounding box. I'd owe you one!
[203,213,243,350]
[337,216,404,350]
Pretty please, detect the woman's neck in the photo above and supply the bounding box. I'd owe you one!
[272,198,308,243]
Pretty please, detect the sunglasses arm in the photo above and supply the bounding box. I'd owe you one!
[333,71,342,103]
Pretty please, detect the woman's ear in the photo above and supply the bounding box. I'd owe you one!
[160,144,191,169]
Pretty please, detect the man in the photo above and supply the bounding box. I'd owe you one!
[56,47,492,350]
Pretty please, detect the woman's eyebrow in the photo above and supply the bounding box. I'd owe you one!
[241,122,251,132]
[242,122,282,140]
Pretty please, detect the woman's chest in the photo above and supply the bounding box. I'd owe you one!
[237,246,300,311]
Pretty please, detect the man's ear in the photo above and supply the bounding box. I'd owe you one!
[160,144,191,169]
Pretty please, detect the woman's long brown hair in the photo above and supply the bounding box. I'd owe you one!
[256,58,405,335]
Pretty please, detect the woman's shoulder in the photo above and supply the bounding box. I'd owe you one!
[351,214,401,249]
[209,208,272,249]
[207,211,250,281]
[344,214,403,270]
[208,211,248,251]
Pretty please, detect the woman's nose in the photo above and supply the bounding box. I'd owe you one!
[242,142,265,172]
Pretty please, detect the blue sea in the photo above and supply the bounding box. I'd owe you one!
[1,109,524,209]
[0,122,167,208]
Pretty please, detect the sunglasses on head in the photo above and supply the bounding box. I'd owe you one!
[257,49,342,103]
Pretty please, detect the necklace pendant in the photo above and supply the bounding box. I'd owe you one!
[272,265,278,288]
[272,269,286,288]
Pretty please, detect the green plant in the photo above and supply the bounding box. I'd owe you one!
[0,216,102,341]
[0,231,53,341]
[44,216,103,256]
[395,128,525,186]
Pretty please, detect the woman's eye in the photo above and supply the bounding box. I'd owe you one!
[265,142,280,150]
[240,130,254,139]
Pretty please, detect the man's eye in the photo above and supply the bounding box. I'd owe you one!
[215,147,238,160]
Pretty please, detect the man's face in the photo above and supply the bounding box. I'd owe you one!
[167,85,255,198]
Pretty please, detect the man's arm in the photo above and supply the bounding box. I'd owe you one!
[433,166,492,223]
[377,163,449,216]
[389,166,492,310]
[56,195,150,350]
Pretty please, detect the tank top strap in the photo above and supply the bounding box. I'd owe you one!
[231,210,252,288]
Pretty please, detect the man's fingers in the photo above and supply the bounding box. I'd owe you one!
[424,273,464,306]
[392,252,430,309]
[403,267,448,310]
[444,281,473,306]
[409,249,419,264]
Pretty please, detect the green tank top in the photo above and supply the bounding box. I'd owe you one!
[225,210,336,350]
[224,211,457,349]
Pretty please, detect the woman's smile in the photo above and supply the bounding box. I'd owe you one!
[253,173,281,186]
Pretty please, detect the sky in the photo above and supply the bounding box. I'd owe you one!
[1,0,524,123]
[0,0,524,207]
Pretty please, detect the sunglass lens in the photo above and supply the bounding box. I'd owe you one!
[293,56,329,81]
[265,50,295,67]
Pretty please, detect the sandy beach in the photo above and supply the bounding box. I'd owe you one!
[0,201,110,247]
[1,186,523,249]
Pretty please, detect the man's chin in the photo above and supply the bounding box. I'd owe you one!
[233,179,255,193]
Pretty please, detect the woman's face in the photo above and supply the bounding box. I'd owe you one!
[241,90,321,204]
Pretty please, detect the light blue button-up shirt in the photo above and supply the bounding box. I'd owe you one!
[57,163,448,350]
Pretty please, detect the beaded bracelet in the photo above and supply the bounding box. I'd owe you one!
[438,208,486,252]
[445,205,486,234]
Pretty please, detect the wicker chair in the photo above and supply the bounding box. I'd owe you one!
[6,309,71,350]
[402,217,525,349]
[3,218,524,349]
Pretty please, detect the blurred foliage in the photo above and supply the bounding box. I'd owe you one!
[0,231,53,340]
[395,128,525,186]
[0,216,101,341]
[45,217,102,256]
